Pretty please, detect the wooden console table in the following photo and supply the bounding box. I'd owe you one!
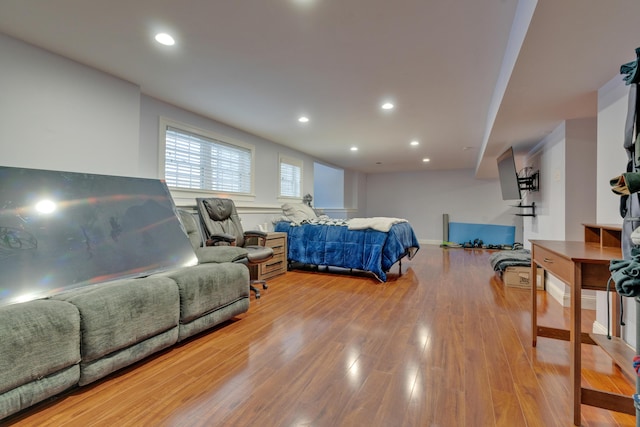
[530,239,634,426]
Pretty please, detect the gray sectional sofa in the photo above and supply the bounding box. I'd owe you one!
[0,300,81,419]
[0,209,251,421]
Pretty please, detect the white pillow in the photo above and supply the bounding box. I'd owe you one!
[281,203,317,223]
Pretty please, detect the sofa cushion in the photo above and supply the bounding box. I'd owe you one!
[77,328,177,386]
[160,262,249,324]
[177,298,249,341]
[51,276,179,363]
[0,299,80,396]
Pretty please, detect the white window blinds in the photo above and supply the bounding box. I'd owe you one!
[164,126,252,194]
[279,156,302,198]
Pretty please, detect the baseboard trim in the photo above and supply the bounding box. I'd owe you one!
[592,320,608,335]
[545,276,596,310]
[422,239,443,245]
[592,321,635,351]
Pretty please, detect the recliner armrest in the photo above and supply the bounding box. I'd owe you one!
[206,233,237,246]
[244,230,268,246]
[244,230,268,239]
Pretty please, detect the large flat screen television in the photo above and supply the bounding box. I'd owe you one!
[496,147,522,200]
[0,166,197,306]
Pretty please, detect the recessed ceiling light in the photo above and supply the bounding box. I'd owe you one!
[350,147,358,152]
[410,140,419,146]
[381,102,394,110]
[422,158,430,163]
[155,33,175,46]
[293,0,316,5]
[298,116,309,123]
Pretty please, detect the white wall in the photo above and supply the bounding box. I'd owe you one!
[140,96,357,230]
[0,35,517,245]
[597,76,632,223]
[523,118,598,309]
[522,76,634,344]
[313,162,345,209]
[0,31,512,245]
[522,123,567,244]
[365,169,520,244]
[523,117,598,244]
[0,34,141,176]
[345,169,367,212]
[565,118,598,241]
[139,95,316,203]
[0,33,363,233]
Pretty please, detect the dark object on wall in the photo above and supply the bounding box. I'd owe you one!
[517,166,539,193]
[497,147,523,200]
[0,166,197,306]
[497,147,539,200]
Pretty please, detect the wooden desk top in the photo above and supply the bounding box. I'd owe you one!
[529,240,621,264]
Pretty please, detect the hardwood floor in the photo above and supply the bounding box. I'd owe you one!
[5,246,636,426]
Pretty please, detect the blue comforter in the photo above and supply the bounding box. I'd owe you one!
[274,221,420,282]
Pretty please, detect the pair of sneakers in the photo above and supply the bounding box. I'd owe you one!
[462,239,483,249]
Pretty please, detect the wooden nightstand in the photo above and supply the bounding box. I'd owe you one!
[249,232,287,280]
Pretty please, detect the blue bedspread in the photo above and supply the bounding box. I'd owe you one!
[274,221,420,282]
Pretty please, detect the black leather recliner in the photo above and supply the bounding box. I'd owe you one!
[195,198,274,299]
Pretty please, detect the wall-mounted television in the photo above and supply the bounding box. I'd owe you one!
[496,147,522,200]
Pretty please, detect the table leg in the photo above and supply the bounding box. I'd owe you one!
[570,263,582,426]
[531,256,538,347]
[611,291,621,338]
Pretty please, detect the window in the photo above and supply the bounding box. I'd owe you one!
[279,155,303,198]
[160,118,254,195]
[314,162,343,208]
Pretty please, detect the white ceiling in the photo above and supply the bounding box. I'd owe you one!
[1,0,639,177]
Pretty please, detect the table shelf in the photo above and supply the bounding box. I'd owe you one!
[589,333,636,381]
[583,223,622,249]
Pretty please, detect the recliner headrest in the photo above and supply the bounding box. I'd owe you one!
[203,198,233,221]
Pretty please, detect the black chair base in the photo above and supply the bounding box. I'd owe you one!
[250,279,268,299]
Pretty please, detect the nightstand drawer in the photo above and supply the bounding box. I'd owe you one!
[254,232,287,280]
[267,238,286,256]
[262,258,285,274]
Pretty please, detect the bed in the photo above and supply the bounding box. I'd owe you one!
[273,204,420,282]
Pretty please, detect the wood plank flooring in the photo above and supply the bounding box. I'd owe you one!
[4,246,637,426]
